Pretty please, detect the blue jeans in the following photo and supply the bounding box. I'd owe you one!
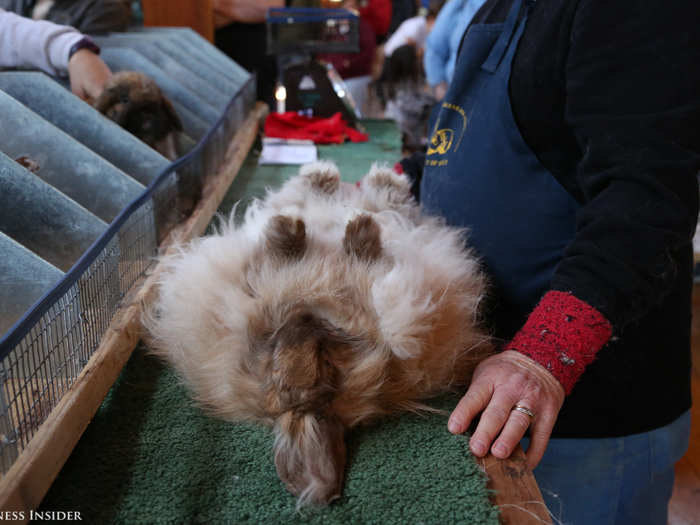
[521,411,691,525]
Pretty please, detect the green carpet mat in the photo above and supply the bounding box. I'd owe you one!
[38,120,500,524]
[39,347,499,524]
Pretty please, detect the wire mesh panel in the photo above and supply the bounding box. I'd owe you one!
[266,7,360,55]
[0,279,84,468]
[0,27,256,478]
[0,190,159,474]
[76,236,122,367]
[117,197,158,297]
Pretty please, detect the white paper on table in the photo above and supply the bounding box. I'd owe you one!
[259,138,318,165]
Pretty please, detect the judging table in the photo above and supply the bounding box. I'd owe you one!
[35,118,550,525]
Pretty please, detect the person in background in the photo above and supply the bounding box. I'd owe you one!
[372,0,442,148]
[213,0,284,106]
[0,0,132,34]
[381,44,435,152]
[423,0,486,99]
[387,0,416,36]
[213,0,383,108]
[397,0,700,523]
[357,0,391,42]
[382,0,443,60]
[0,7,111,101]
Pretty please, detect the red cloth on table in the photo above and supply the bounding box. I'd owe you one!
[264,112,369,144]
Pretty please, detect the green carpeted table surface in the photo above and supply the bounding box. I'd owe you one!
[38,120,500,525]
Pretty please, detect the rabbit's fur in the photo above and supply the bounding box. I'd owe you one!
[143,161,492,505]
[94,71,182,160]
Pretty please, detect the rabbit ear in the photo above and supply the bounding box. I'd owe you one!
[160,95,183,132]
[265,215,307,260]
[93,83,122,114]
[94,84,135,127]
[273,411,346,506]
[299,161,341,194]
[343,214,382,261]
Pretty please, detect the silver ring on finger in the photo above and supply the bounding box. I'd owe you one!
[512,404,535,420]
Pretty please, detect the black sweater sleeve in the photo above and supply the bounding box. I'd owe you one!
[548,1,700,328]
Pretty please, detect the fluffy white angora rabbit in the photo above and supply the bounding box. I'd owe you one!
[143,161,492,505]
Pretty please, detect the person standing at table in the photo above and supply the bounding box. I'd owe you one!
[398,0,700,523]
[422,0,487,100]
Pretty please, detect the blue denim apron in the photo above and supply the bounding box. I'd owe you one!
[420,0,579,337]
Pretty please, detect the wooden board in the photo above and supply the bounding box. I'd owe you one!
[141,0,215,42]
[0,102,268,519]
[482,446,552,524]
[668,283,700,524]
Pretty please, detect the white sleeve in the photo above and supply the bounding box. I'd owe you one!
[384,17,425,58]
[0,8,83,77]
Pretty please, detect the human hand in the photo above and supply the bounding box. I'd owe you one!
[213,0,284,24]
[68,49,112,102]
[448,350,564,470]
[433,82,448,101]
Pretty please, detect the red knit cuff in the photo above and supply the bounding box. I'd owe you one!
[504,291,612,395]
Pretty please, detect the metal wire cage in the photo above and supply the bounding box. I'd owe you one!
[266,7,360,55]
[0,28,256,475]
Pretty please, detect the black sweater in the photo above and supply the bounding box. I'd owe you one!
[406,0,700,436]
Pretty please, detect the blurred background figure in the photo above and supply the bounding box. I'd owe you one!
[213,0,390,109]
[356,0,391,43]
[387,0,416,36]
[0,0,132,33]
[213,0,284,107]
[382,0,442,60]
[379,43,434,153]
[369,0,443,152]
[423,0,486,100]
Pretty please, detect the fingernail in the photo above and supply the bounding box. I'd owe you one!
[492,443,507,457]
[470,438,486,456]
[448,417,460,433]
